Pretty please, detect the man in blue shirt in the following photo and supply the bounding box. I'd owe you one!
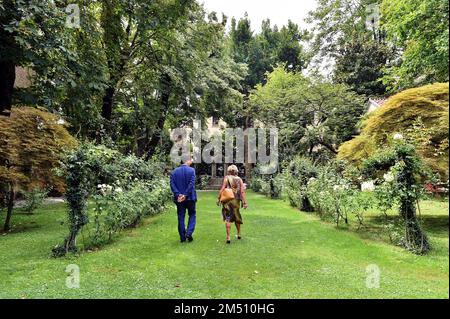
[170,157,197,243]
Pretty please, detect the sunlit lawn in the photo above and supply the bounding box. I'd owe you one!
[0,191,448,298]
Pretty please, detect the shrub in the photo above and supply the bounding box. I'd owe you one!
[251,164,282,199]
[282,157,317,211]
[251,176,263,193]
[52,143,170,257]
[88,179,171,248]
[306,161,373,227]
[197,175,211,190]
[362,140,432,254]
[22,187,51,214]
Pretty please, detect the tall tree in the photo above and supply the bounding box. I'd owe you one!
[109,7,247,157]
[250,67,366,160]
[0,0,76,116]
[307,0,393,96]
[381,0,449,90]
[98,0,197,122]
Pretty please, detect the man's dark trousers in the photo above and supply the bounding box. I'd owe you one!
[176,200,196,242]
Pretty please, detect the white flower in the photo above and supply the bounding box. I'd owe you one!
[384,172,394,182]
[393,133,404,140]
[115,187,123,193]
[361,181,375,192]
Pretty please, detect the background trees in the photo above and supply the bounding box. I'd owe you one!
[381,0,449,90]
[307,0,394,96]
[249,67,366,161]
[0,0,79,116]
[0,107,77,230]
[307,0,449,94]
[338,82,449,181]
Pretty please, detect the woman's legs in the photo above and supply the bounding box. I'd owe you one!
[226,222,231,241]
[235,223,241,238]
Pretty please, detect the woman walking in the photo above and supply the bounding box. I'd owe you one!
[217,165,248,244]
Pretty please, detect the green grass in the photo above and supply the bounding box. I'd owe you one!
[0,191,448,299]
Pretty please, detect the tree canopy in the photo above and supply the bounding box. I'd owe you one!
[0,106,77,230]
[249,67,366,160]
[381,0,449,90]
[338,82,449,180]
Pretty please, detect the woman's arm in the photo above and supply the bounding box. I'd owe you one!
[217,177,228,201]
[240,179,248,208]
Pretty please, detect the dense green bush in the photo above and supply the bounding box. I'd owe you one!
[306,162,371,226]
[52,143,170,256]
[281,157,317,211]
[251,165,283,199]
[88,179,170,248]
[362,140,432,254]
[197,175,212,190]
[338,83,449,180]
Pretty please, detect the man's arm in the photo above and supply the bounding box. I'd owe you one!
[184,168,196,196]
[170,172,180,198]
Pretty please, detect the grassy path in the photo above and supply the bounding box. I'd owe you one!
[0,191,448,298]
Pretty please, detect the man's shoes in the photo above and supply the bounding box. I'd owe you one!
[186,235,194,242]
[180,239,186,243]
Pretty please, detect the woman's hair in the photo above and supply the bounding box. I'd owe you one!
[227,165,239,176]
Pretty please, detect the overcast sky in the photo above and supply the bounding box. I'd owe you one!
[200,0,317,32]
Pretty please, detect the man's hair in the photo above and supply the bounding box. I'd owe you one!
[182,154,193,164]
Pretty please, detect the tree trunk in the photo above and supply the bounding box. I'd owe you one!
[145,73,172,160]
[0,60,15,117]
[3,183,14,231]
[301,196,314,212]
[101,86,115,121]
[400,195,430,254]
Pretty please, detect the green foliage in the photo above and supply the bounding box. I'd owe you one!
[197,175,211,190]
[251,165,283,199]
[0,106,77,188]
[307,0,380,58]
[306,161,371,227]
[22,187,50,214]
[52,143,170,256]
[88,179,170,248]
[280,157,317,211]
[307,0,392,96]
[333,36,393,95]
[228,15,310,96]
[250,67,367,159]
[338,82,449,180]
[0,106,76,230]
[381,0,449,90]
[362,140,431,254]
